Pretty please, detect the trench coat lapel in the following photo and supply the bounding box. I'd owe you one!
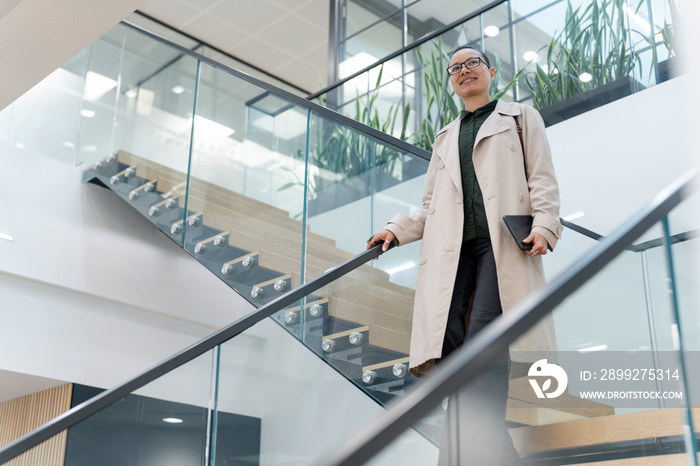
[434,119,463,196]
[474,100,522,150]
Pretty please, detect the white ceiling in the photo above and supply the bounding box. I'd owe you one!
[0,370,67,404]
[138,0,330,95]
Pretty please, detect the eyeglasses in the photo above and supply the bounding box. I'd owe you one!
[446,57,490,75]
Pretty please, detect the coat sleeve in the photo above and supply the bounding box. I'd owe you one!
[521,105,563,250]
[384,147,441,246]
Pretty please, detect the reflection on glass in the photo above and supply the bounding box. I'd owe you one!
[327,0,680,142]
[213,319,395,464]
[343,19,403,77]
[182,62,307,313]
[0,49,87,164]
[64,350,215,465]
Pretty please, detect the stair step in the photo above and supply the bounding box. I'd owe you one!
[576,454,694,465]
[509,407,700,454]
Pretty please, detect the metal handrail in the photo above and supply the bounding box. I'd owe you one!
[0,243,393,464]
[119,20,432,162]
[560,217,700,252]
[322,170,697,466]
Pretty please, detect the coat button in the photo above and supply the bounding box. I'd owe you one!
[428,207,435,214]
[518,193,525,202]
[439,161,445,169]
[509,143,517,151]
[419,257,427,265]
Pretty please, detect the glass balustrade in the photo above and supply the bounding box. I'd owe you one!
[350,205,699,466]
[3,9,695,465]
[69,20,434,413]
[321,0,682,149]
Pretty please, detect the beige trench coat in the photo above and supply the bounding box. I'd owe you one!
[386,101,563,377]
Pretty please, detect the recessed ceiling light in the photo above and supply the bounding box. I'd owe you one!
[386,262,416,275]
[63,141,75,148]
[484,25,500,37]
[171,85,185,95]
[523,51,538,62]
[563,212,585,221]
[125,89,137,99]
[579,72,593,83]
[84,71,117,102]
[578,344,607,353]
[162,417,183,424]
[80,109,96,118]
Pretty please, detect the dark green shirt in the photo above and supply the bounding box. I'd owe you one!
[459,99,498,241]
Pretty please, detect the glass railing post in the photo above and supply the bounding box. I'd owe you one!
[662,216,699,465]
[299,107,313,339]
[206,345,221,466]
[181,59,202,248]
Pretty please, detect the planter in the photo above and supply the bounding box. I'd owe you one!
[538,76,645,127]
[656,56,683,84]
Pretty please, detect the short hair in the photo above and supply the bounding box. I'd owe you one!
[451,45,491,68]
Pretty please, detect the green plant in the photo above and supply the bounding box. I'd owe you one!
[658,1,681,57]
[511,0,649,110]
[413,38,461,151]
[277,64,412,203]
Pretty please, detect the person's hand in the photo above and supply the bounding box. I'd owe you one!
[367,229,396,254]
[523,232,548,257]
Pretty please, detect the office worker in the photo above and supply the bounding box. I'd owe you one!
[367,45,563,465]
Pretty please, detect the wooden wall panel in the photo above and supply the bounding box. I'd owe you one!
[0,383,72,466]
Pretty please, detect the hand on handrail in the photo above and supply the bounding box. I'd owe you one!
[366,229,396,259]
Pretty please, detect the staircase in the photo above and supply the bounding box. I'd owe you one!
[83,150,417,407]
[85,150,696,466]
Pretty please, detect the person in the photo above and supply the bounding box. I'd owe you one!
[367,45,563,465]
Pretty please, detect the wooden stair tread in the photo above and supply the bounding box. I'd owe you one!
[198,209,337,248]
[506,399,589,426]
[508,377,614,418]
[576,454,696,465]
[509,407,700,454]
[118,152,298,229]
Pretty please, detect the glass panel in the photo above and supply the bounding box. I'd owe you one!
[78,24,199,243]
[509,0,651,121]
[662,191,700,438]
[342,16,403,76]
[0,49,87,165]
[406,0,493,42]
[326,0,680,133]
[483,2,516,102]
[213,314,420,464]
[347,215,695,465]
[76,24,197,169]
[63,350,215,465]
[345,0,402,38]
[181,62,308,316]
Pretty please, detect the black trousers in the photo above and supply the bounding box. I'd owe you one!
[437,237,519,466]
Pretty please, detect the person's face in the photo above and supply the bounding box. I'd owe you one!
[448,49,494,104]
